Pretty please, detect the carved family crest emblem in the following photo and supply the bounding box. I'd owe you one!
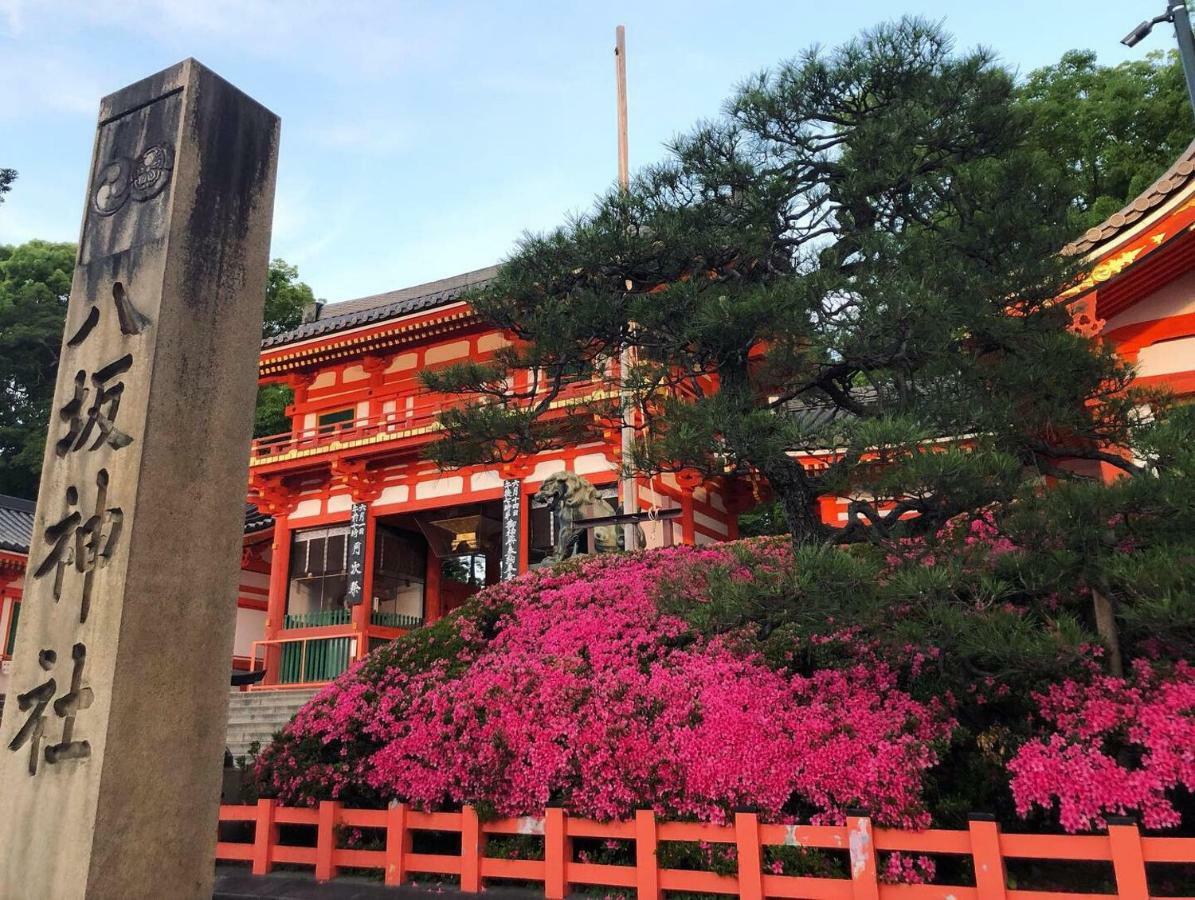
[90,143,174,216]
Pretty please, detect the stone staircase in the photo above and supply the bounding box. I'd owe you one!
[225,687,319,763]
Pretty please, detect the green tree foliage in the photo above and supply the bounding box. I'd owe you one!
[0,169,15,205]
[0,240,75,497]
[253,258,316,437]
[426,18,1145,545]
[1017,49,1192,230]
[0,248,314,495]
[262,257,316,339]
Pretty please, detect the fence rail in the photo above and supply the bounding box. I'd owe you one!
[215,800,1195,899]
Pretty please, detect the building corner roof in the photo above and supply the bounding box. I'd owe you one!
[1066,139,1195,259]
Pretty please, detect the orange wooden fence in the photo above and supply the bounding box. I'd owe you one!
[216,801,1195,899]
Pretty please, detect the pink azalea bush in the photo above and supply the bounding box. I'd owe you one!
[256,541,953,829]
[1008,660,1195,832]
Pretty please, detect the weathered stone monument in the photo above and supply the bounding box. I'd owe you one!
[0,60,278,898]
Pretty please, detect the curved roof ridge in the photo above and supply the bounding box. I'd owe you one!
[261,265,499,350]
[0,494,35,554]
[1066,138,1195,258]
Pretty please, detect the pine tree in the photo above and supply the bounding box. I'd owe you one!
[425,18,1150,545]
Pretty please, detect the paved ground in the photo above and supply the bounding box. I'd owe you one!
[214,867,543,900]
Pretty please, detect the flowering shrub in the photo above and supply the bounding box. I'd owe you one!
[257,541,953,830]
[1008,660,1195,832]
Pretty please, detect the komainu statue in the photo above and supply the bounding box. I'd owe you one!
[532,471,643,563]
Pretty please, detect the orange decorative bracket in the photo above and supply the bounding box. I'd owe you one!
[248,474,298,517]
[498,459,534,481]
[331,458,382,504]
[1069,292,1106,340]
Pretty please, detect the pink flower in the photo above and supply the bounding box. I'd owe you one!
[258,540,952,830]
[1008,661,1195,832]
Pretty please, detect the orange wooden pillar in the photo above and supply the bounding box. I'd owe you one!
[384,801,412,886]
[460,805,484,893]
[675,470,702,546]
[316,800,340,881]
[679,492,696,545]
[251,798,278,875]
[262,514,291,685]
[846,812,879,900]
[544,806,569,899]
[424,546,442,624]
[635,809,661,900]
[1107,817,1150,900]
[968,813,1007,899]
[734,810,764,900]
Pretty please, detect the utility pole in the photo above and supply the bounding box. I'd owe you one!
[615,24,639,552]
[1123,0,1195,120]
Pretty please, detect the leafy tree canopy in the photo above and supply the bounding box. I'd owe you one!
[0,240,75,497]
[0,248,314,496]
[426,18,1151,545]
[0,169,15,205]
[254,258,317,437]
[262,257,316,339]
[1017,49,1193,231]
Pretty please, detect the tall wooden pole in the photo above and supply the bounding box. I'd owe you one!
[616,26,630,189]
[616,25,639,551]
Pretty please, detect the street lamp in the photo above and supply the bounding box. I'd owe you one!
[1123,0,1195,119]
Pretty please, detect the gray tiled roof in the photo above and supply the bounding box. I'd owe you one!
[261,265,499,349]
[0,494,35,554]
[1066,138,1195,257]
[244,504,274,534]
[0,495,270,558]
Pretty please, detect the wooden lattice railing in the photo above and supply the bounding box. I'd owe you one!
[216,800,1195,898]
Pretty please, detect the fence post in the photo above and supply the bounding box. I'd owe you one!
[968,813,1007,899]
[734,809,764,900]
[251,798,277,876]
[1106,816,1150,900]
[545,806,569,900]
[316,800,339,881]
[461,804,484,893]
[384,801,411,887]
[846,811,880,900]
[635,809,661,900]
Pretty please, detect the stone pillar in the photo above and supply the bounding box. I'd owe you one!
[0,60,278,899]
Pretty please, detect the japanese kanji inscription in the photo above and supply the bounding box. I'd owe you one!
[0,60,278,900]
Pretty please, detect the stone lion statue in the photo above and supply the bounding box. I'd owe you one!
[532,471,643,563]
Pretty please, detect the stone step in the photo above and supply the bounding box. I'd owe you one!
[224,688,319,761]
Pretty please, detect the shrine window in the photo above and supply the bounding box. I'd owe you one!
[317,407,355,434]
[287,525,349,618]
[443,554,486,586]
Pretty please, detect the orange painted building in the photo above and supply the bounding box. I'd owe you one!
[5,143,1195,697]
[236,266,740,686]
[1065,142,1195,400]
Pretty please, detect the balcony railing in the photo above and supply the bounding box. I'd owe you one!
[283,609,351,629]
[369,610,423,629]
[250,379,614,466]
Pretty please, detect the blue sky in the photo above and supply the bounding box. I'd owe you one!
[0,0,1169,302]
